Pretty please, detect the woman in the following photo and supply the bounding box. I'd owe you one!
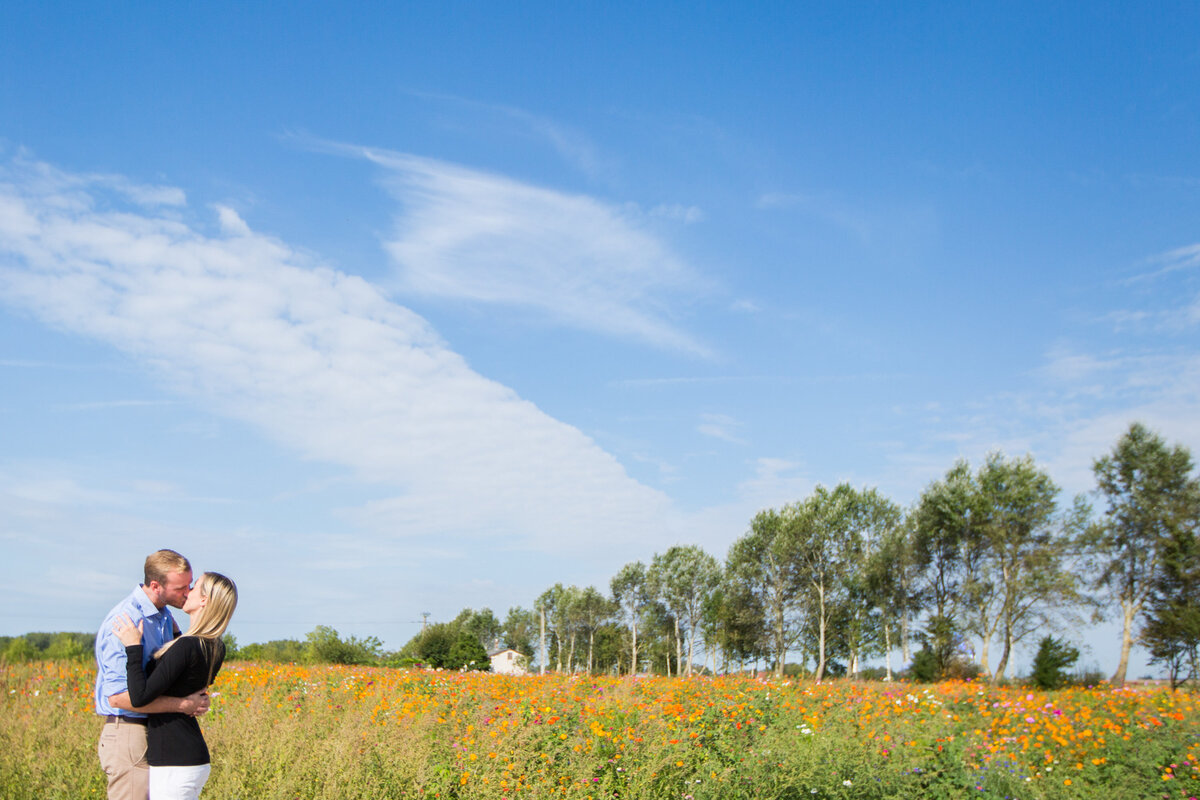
[114,571,237,800]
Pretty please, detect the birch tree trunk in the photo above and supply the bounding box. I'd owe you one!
[1112,597,1138,685]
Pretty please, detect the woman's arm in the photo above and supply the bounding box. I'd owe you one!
[111,614,209,713]
[123,641,193,708]
[107,689,210,716]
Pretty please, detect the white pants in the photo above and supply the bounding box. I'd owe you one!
[148,763,212,800]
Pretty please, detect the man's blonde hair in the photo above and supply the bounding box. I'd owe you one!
[144,549,191,586]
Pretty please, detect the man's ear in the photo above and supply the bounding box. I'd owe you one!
[145,581,165,604]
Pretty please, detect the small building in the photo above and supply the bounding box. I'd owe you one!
[488,647,527,675]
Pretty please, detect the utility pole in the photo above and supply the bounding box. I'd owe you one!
[539,605,546,676]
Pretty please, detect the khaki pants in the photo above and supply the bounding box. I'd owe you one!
[98,718,149,800]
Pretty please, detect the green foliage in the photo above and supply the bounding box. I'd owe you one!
[726,508,802,677]
[913,454,1080,685]
[304,626,382,665]
[2,637,38,664]
[502,606,537,656]
[704,574,766,671]
[455,607,502,651]
[416,624,456,668]
[238,638,306,663]
[0,632,93,663]
[611,560,650,675]
[908,646,939,683]
[221,633,240,660]
[1030,635,1080,689]
[648,545,720,676]
[1143,517,1200,688]
[1090,421,1200,684]
[446,632,489,670]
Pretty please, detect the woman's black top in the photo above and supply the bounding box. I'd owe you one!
[124,637,225,767]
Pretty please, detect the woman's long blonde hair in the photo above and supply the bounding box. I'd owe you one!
[154,572,238,685]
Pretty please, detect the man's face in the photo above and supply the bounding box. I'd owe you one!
[150,570,192,610]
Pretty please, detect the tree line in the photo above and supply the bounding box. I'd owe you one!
[5,423,1197,687]
[398,422,1199,687]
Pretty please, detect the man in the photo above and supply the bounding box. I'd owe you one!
[95,549,211,800]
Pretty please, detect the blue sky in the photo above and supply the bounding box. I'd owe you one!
[2,2,1198,675]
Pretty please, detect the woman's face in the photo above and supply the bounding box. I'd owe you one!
[183,575,208,615]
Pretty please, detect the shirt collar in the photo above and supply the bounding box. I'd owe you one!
[134,585,167,618]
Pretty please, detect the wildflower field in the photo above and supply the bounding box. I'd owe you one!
[2,662,1198,800]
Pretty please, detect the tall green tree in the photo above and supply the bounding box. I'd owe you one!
[559,585,587,672]
[456,608,503,651]
[502,606,537,656]
[1143,499,1200,689]
[840,487,904,677]
[912,461,978,678]
[866,516,922,678]
[611,561,649,675]
[648,545,721,676]
[727,509,804,677]
[1089,422,1200,685]
[790,484,860,682]
[574,586,615,674]
[703,569,766,673]
[975,453,1084,683]
[536,583,571,672]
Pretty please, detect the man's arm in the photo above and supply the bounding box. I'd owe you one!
[108,689,210,717]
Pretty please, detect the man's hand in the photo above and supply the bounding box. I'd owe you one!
[178,690,211,717]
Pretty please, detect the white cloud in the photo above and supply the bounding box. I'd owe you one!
[214,204,251,236]
[696,412,746,445]
[394,90,612,180]
[755,190,872,241]
[1126,242,1200,283]
[1038,344,1115,384]
[6,476,126,507]
[649,204,705,224]
[53,400,173,411]
[736,457,812,509]
[335,146,712,356]
[0,153,678,554]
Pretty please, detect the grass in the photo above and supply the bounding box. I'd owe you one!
[2,660,1198,799]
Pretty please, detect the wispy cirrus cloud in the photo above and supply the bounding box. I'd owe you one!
[1124,243,1200,284]
[0,152,678,555]
[397,89,613,180]
[314,144,714,357]
[697,412,747,445]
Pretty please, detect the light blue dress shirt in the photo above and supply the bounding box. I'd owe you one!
[94,586,176,717]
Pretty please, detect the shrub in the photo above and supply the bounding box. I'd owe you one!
[1071,667,1106,687]
[304,626,382,665]
[908,646,938,682]
[1030,635,1080,690]
[1,637,37,664]
[447,632,489,671]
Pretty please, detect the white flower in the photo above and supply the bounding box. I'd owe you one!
[843,779,852,787]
